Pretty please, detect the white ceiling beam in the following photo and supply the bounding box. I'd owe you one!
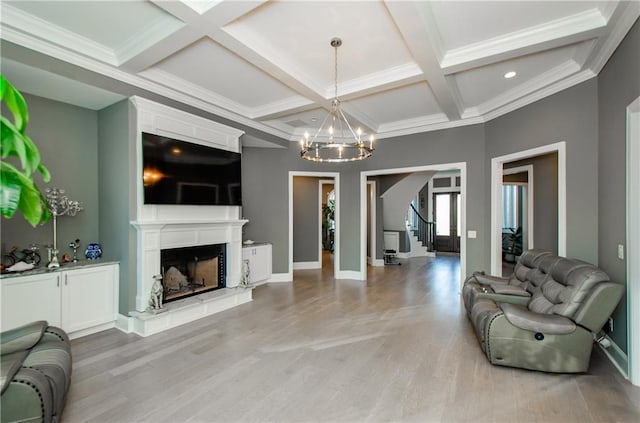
[440,8,608,75]
[384,1,461,120]
[120,0,268,73]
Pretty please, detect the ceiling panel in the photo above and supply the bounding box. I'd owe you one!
[224,0,415,93]
[151,37,303,109]
[6,0,181,50]
[347,82,442,125]
[454,42,583,108]
[430,1,608,51]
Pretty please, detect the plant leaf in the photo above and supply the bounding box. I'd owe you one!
[0,161,50,226]
[0,75,28,133]
[0,162,22,218]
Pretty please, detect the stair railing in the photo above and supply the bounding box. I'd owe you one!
[409,204,435,252]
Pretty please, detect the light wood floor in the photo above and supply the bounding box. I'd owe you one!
[64,255,640,422]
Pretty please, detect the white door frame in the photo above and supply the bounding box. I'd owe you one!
[626,96,640,386]
[289,172,340,280]
[318,179,334,267]
[361,162,467,285]
[490,142,566,275]
[366,180,380,266]
[503,165,534,250]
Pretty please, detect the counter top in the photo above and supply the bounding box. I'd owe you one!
[242,242,271,247]
[0,260,119,279]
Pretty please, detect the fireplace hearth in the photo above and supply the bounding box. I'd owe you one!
[160,244,226,303]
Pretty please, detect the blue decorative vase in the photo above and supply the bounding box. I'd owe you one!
[85,243,102,260]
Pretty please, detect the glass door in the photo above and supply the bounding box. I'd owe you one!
[433,192,460,253]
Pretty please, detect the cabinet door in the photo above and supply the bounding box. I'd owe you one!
[251,244,272,283]
[1,273,61,330]
[61,264,117,333]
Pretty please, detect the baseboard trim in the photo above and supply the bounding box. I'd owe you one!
[268,272,293,283]
[115,314,133,334]
[597,334,629,379]
[397,252,410,259]
[369,258,385,267]
[293,261,321,270]
[336,270,366,280]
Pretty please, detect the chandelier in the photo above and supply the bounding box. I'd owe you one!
[300,37,374,163]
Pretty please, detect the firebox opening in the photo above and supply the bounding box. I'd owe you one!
[160,243,226,303]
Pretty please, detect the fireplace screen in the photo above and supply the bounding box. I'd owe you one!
[160,244,226,303]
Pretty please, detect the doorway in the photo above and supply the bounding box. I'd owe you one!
[360,162,467,285]
[289,171,340,280]
[490,142,566,275]
[433,192,460,253]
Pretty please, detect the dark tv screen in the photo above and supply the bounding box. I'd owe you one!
[142,132,242,206]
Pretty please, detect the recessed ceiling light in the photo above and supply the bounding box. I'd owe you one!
[311,118,318,122]
[504,71,517,79]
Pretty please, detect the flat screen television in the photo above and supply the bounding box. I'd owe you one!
[142,132,242,206]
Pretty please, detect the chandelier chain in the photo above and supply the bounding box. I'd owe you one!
[334,43,338,100]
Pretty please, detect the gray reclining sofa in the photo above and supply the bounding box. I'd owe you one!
[1,321,72,423]
[463,251,623,373]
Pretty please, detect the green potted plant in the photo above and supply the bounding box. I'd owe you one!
[1,75,51,226]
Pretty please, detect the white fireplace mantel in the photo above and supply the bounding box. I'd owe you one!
[131,219,248,312]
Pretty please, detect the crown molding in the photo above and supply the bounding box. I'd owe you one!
[1,4,117,65]
[588,0,640,75]
[440,8,606,74]
[476,60,581,116]
[140,67,254,117]
[377,113,449,134]
[483,68,596,122]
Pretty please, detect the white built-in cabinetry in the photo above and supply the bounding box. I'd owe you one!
[242,243,272,284]
[1,262,119,338]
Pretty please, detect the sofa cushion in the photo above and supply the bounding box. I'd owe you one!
[500,303,576,334]
[528,258,589,313]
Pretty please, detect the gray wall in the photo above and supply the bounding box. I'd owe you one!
[598,18,640,352]
[293,176,321,263]
[97,100,136,313]
[243,124,486,275]
[485,79,599,267]
[1,94,99,261]
[504,152,558,253]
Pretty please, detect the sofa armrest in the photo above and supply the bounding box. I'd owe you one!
[1,350,28,394]
[1,321,47,356]
[490,284,531,297]
[474,274,509,286]
[500,303,576,334]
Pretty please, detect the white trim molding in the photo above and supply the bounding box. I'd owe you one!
[491,142,566,275]
[293,261,321,270]
[503,164,535,250]
[289,172,340,281]
[627,96,640,386]
[361,162,467,288]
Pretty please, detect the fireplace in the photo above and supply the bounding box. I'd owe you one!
[160,243,226,303]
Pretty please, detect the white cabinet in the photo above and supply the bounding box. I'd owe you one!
[242,244,272,284]
[1,273,62,329]
[1,263,119,338]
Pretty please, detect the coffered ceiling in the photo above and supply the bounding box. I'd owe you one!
[1,1,638,142]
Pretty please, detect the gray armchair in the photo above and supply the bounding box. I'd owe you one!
[1,321,72,423]
[466,256,623,373]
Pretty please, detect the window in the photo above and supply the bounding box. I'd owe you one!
[502,185,518,230]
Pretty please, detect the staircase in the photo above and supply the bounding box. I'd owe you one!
[407,204,436,257]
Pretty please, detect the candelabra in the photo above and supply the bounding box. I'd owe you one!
[45,188,83,268]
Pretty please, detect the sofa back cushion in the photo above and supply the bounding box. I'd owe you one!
[551,266,610,318]
[509,249,551,288]
[527,258,589,313]
[524,255,559,295]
